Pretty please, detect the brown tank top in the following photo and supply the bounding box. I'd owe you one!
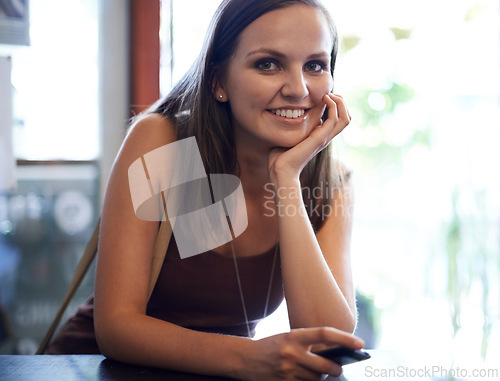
[46,238,284,354]
[147,237,284,337]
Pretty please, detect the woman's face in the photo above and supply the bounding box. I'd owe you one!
[221,4,334,149]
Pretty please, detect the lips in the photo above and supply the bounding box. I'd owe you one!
[268,108,309,119]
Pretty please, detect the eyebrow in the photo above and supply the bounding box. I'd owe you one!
[246,48,329,60]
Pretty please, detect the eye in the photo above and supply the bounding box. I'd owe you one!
[304,61,328,73]
[255,59,280,72]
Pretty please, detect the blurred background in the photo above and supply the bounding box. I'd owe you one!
[0,0,499,375]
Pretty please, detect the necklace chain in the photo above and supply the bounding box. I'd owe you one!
[230,240,279,337]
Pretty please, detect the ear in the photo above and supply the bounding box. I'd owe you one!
[212,76,228,103]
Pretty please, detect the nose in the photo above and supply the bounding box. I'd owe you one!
[280,68,309,99]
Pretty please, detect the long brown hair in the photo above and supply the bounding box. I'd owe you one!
[154,0,340,230]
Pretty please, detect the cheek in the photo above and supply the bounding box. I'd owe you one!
[310,76,333,100]
[241,75,279,102]
[229,83,281,121]
[309,77,332,117]
[227,73,273,108]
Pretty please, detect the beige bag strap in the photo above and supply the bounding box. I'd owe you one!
[36,218,172,355]
[148,217,173,300]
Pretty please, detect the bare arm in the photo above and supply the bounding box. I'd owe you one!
[268,94,357,333]
[273,174,356,332]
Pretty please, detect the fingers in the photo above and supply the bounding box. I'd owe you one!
[307,93,350,152]
[325,93,351,121]
[292,327,364,378]
[288,327,363,378]
[322,93,351,140]
[303,351,343,378]
[255,328,364,380]
[331,93,351,120]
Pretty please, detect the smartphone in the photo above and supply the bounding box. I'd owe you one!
[315,346,371,366]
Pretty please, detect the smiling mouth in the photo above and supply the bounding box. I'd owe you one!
[269,108,308,119]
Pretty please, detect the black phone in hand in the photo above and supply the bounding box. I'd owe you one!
[315,346,371,366]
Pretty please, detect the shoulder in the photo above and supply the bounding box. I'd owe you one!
[126,113,177,150]
[101,113,179,231]
[117,113,177,167]
[330,160,352,188]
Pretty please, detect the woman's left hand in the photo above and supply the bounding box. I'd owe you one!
[268,93,351,184]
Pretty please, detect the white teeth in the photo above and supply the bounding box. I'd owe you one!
[271,109,305,119]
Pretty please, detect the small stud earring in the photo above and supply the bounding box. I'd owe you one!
[219,94,224,99]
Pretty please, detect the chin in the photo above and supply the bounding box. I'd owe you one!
[272,124,317,148]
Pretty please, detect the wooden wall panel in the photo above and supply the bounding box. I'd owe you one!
[130,0,161,115]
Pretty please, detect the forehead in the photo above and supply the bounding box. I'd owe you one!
[234,4,333,58]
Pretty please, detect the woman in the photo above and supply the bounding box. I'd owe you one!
[48,0,364,379]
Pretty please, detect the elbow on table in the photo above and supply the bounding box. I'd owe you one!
[94,313,127,361]
[94,320,115,359]
[94,311,161,367]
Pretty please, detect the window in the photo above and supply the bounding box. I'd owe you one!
[332,0,500,369]
[0,0,99,355]
[0,0,98,160]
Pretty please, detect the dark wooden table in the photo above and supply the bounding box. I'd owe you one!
[0,355,232,380]
[0,355,351,380]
